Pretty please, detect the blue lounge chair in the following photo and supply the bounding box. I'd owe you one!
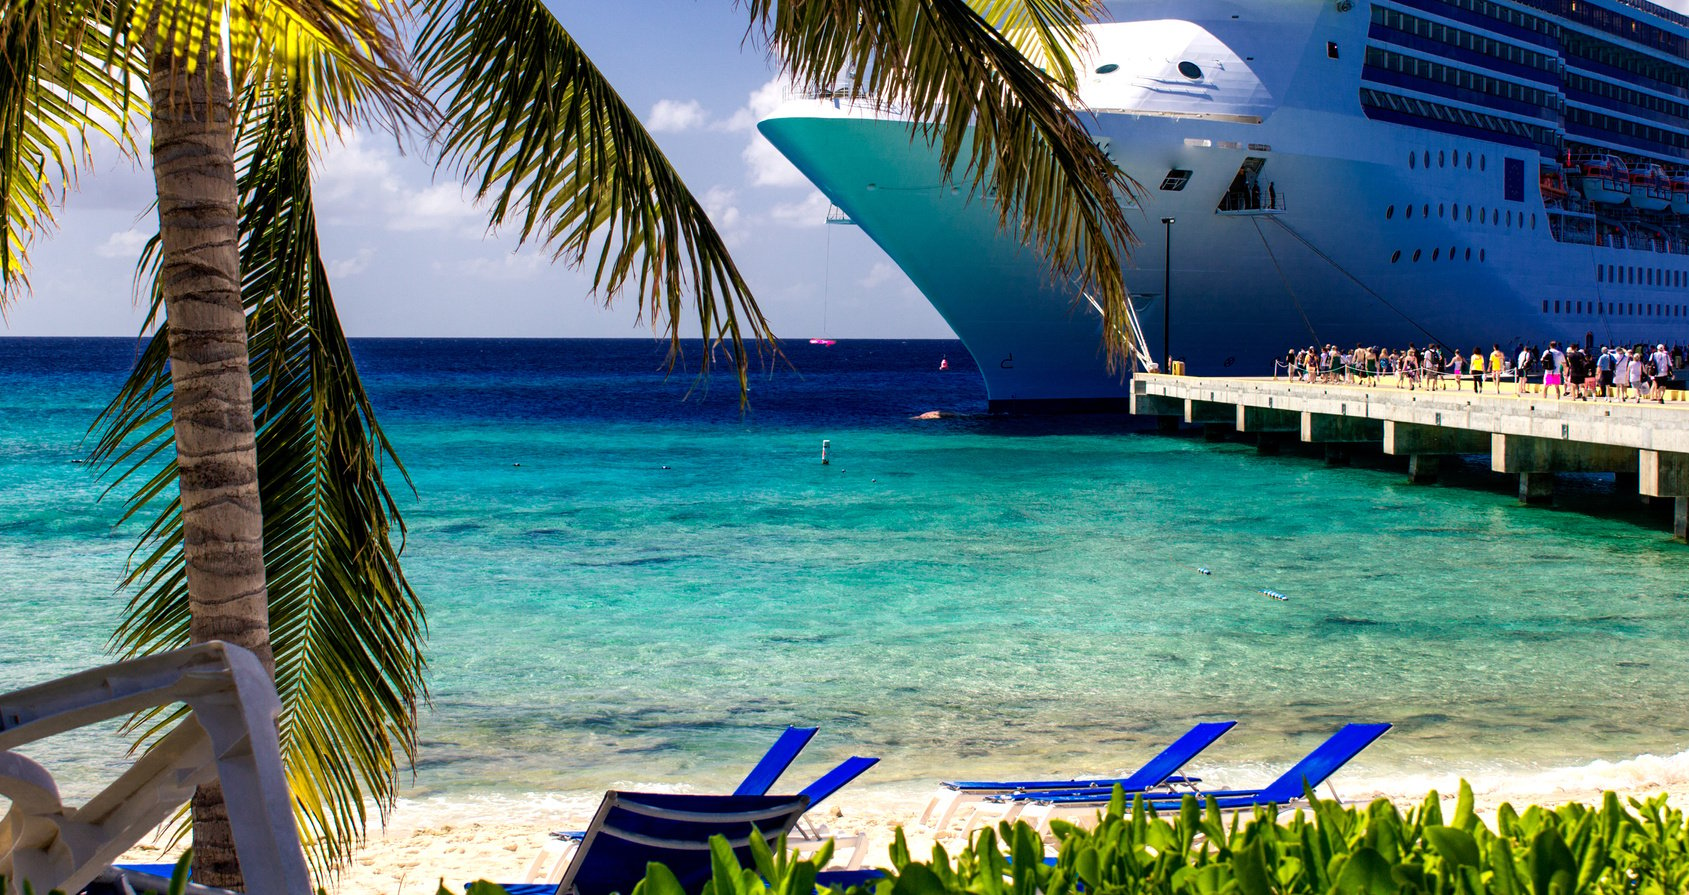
[926,721,1236,830]
[492,791,811,895]
[787,755,881,869]
[735,726,819,795]
[1009,723,1391,831]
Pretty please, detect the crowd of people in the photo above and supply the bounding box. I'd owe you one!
[1274,341,1685,402]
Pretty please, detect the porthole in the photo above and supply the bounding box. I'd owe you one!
[1465,247,1472,260]
[1543,300,1550,313]
[1480,249,1486,262]
[1466,206,1473,222]
[1449,245,1457,260]
[1555,300,1561,312]
[1466,152,1473,169]
[1423,204,1430,218]
[1387,204,1395,219]
[1480,208,1487,223]
[1391,250,1402,263]
[1177,61,1203,79]
[1095,63,1120,74]
[1406,205,1415,219]
[1480,155,1487,171]
[1409,153,1417,169]
[1433,248,1441,261]
[1439,150,1446,167]
[1424,151,1431,168]
[1439,203,1445,218]
[1413,249,1423,262]
[1531,213,1537,229]
[1506,210,1513,227]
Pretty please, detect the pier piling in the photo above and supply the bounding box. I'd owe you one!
[1407,454,1441,484]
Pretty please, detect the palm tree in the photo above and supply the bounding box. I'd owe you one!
[4,0,1139,888]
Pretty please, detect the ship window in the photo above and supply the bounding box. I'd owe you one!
[1413,249,1423,262]
[1480,155,1487,171]
[1439,203,1445,218]
[1433,248,1441,261]
[1449,245,1456,260]
[1159,169,1193,190]
[1466,206,1473,222]
[1480,208,1487,223]
[1598,302,1604,314]
[1423,204,1430,218]
[1598,266,1605,283]
[1577,301,1583,313]
[1543,300,1550,313]
[1506,210,1512,227]
[1095,63,1120,74]
[1327,41,1340,59]
[1531,214,1536,229]
[1178,61,1203,80]
[1465,248,1472,260]
[1409,153,1417,169]
[1387,204,1395,219]
[1439,151,1446,168]
[1424,151,1431,168]
[1466,152,1473,169]
[1480,249,1486,261]
[1555,300,1561,312]
[1406,205,1414,219]
[1391,250,1402,263]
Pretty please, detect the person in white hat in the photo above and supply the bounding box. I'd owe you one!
[1650,343,1673,403]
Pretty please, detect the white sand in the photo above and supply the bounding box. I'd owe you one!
[113,750,1689,894]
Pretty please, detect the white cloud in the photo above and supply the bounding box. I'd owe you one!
[315,132,484,236]
[454,252,547,282]
[720,80,789,132]
[859,261,900,289]
[648,99,709,133]
[94,228,149,259]
[743,137,809,188]
[768,191,830,228]
[330,247,376,278]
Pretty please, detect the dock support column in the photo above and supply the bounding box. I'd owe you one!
[1408,455,1441,484]
[1519,472,1555,505]
[1640,451,1689,543]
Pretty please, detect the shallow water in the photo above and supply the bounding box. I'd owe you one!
[3,337,1687,802]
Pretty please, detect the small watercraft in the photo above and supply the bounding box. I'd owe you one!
[809,338,836,346]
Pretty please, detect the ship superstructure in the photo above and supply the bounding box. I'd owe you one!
[759,0,1689,410]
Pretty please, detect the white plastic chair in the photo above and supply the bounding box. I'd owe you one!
[0,642,311,895]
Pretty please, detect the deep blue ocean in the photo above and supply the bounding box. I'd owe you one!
[4,337,1689,803]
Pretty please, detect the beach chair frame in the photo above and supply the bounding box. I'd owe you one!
[0,642,310,895]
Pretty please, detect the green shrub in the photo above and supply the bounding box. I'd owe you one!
[596,781,1689,895]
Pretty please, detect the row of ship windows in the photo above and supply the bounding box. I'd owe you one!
[1598,265,1689,287]
[1567,106,1689,154]
[1370,7,1558,73]
[1362,88,1556,146]
[1438,0,1553,35]
[1390,247,1488,263]
[1387,203,1536,229]
[1368,47,1558,110]
[1544,299,1686,317]
[1408,149,1488,170]
[1569,36,1689,96]
[1565,72,1689,122]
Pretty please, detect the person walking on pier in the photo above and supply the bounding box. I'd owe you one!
[1567,345,1590,401]
[1490,344,1506,392]
[1650,343,1673,403]
[1596,347,1615,399]
[1625,350,1646,402]
[1543,341,1565,400]
[1515,345,1534,396]
[1469,346,1486,393]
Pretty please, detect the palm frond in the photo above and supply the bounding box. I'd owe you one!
[413,0,774,396]
[0,0,144,307]
[966,0,1103,88]
[749,0,1144,370]
[89,75,426,877]
[135,0,425,134]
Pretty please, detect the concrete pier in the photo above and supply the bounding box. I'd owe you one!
[1135,375,1689,542]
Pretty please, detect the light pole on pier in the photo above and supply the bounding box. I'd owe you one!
[1161,217,1175,370]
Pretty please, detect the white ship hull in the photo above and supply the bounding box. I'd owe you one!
[759,0,1689,410]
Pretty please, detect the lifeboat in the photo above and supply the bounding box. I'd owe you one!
[1577,153,1631,204]
[1540,167,1570,202]
[1671,174,1689,214]
[1629,163,1671,211]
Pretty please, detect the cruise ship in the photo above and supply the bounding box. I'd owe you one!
[759,0,1689,411]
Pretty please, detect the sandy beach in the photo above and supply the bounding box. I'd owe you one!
[114,749,1689,894]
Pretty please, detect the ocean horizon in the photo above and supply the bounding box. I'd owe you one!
[5,336,1688,807]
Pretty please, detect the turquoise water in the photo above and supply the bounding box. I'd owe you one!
[4,338,1688,802]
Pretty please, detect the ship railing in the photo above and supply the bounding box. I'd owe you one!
[784,86,906,116]
[1215,190,1286,214]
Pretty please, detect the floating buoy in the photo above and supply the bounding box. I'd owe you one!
[1197,567,1213,576]
[1259,589,1289,601]
[821,439,830,466]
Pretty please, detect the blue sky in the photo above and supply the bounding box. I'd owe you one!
[5,1,949,339]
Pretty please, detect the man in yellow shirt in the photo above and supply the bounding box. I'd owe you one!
[1489,344,1506,392]
[1469,347,1486,393]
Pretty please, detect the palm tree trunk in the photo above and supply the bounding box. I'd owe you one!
[149,43,271,892]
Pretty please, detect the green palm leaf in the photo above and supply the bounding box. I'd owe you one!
[89,75,425,876]
[749,0,1144,370]
[0,0,143,305]
[413,0,774,396]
